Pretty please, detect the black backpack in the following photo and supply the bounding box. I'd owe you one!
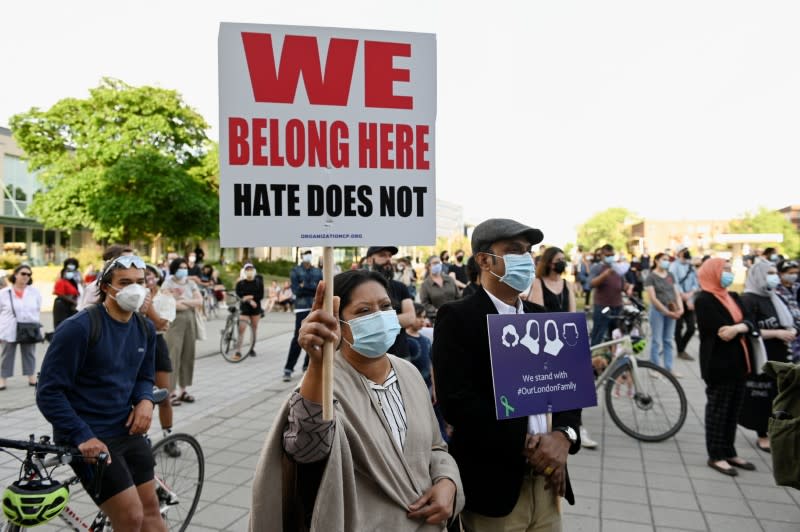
[85,304,148,348]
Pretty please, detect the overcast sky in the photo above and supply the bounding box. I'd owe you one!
[3,1,798,246]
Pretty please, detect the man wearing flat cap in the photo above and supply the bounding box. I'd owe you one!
[433,218,582,531]
[365,246,416,359]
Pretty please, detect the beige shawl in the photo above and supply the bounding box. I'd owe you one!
[249,353,464,531]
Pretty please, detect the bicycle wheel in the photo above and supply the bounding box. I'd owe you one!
[604,359,687,442]
[151,433,204,532]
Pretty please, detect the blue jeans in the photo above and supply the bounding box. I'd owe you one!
[283,310,310,374]
[649,307,677,371]
[591,305,621,346]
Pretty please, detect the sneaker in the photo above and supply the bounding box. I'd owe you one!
[580,426,598,449]
[163,441,181,458]
[282,371,291,382]
[677,351,695,361]
[248,349,257,358]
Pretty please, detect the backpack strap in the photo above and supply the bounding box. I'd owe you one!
[87,304,148,348]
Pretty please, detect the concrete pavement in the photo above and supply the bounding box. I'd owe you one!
[1,311,799,531]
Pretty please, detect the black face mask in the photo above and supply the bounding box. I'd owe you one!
[553,261,567,274]
[455,255,464,263]
[372,263,394,281]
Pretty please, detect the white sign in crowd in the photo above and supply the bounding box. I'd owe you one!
[218,23,437,247]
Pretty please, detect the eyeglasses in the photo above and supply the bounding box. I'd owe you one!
[17,272,31,277]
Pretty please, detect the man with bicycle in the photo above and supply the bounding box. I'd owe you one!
[36,255,166,532]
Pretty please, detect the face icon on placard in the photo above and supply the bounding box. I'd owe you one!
[502,324,520,348]
[543,320,564,356]
[563,323,579,347]
[520,320,540,355]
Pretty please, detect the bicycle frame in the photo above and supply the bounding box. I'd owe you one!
[592,334,644,394]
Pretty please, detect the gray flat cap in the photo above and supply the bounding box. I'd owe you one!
[471,218,544,252]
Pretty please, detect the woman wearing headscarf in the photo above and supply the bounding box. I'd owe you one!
[250,270,463,531]
[695,258,758,476]
[740,260,798,453]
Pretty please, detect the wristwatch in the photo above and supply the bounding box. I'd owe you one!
[553,426,578,445]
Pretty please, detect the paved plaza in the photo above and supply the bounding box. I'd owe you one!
[1,310,798,531]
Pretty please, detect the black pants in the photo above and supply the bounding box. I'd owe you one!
[284,310,310,373]
[705,380,745,460]
[674,307,696,353]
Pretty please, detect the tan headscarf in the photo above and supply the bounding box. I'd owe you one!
[697,258,749,372]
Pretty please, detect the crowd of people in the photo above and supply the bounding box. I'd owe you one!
[0,229,795,530]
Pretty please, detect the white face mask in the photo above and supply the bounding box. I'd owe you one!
[110,283,147,312]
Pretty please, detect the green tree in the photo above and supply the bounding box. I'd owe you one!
[729,207,800,257]
[9,78,214,242]
[577,207,639,252]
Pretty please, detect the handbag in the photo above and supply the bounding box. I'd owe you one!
[194,308,207,341]
[749,333,769,375]
[8,291,43,344]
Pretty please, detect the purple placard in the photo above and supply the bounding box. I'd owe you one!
[488,312,597,419]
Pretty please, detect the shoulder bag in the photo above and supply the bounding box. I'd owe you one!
[8,291,43,344]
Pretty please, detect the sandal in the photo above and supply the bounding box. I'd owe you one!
[170,393,182,406]
[179,391,195,403]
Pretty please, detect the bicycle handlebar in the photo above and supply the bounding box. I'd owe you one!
[0,436,109,465]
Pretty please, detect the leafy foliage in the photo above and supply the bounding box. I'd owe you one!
[577,207,639,252]
[729,207,800,257]
[9,78,215,242]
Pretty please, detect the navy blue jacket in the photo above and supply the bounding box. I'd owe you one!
[36,305,156,446]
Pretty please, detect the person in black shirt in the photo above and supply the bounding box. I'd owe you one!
[449,249,468,289]
[461,255,481,298]
[234,263,264,360]
[367,246,415,359]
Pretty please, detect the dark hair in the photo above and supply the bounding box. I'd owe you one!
[10,264,33,285]
[334,270,389,312]
[439,250,449,261]
[97,257,142,302]
[413,302,425,316]
[466,255,480,284]
[779,260,799,272]
[654,252,667,263]
[763,247,777,257]
[601,244,614,253]
[63,257,79,269]
[169,257,187,275]
[102,244,133,261]
[536,247,563,278]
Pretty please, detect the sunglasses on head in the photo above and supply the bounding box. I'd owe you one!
[107,255,146,270]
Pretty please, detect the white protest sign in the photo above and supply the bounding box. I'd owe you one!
[218,23,437,247]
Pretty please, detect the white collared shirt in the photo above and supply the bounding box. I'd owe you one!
[485,289,548,435]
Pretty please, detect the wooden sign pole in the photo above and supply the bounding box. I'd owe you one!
[321,246,335,420]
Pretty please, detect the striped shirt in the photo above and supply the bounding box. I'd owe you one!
[366,368,407,450]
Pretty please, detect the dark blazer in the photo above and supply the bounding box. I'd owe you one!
[694,291,755,385]
[432,287,581,518]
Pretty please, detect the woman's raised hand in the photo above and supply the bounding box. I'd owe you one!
[298,281,340,363]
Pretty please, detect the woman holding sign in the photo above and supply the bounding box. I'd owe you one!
[250,270,464,531]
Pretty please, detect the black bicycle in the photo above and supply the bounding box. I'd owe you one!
[1,433,204,531]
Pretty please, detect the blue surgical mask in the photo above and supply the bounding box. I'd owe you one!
[721,271,735,288]
[486,252,535,293]
[341,310,401,358]
[65,271,75,280]
[175,268,188,280]
[430,263,443,275]
[766,274,780,290]
[659,259,671,270]
[770,254,779,262]
[604,255,615,265]
[302,254,313,264]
